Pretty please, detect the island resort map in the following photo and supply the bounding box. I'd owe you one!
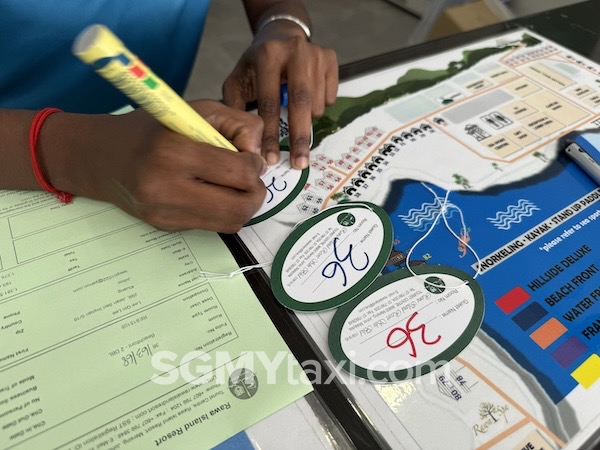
[241,30,600,449]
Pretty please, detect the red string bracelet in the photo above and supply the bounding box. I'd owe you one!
[29,107,74,204]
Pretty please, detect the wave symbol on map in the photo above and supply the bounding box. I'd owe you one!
[399,201,460,232]
[487,199,540,230]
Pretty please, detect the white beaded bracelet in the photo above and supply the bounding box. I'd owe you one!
[256,14,312,40]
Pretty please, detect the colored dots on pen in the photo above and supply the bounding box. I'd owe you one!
[129,64,145,78]
[127,63,159,89]
[115,54,130,65]
[144,77,158,89]
[92,53,131,70]
[89,51,158,89]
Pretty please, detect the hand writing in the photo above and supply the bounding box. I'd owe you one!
[40,100,267,233]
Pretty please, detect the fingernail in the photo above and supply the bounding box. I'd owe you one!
[260,157,268,176]
[266,151,279,166]
[294,156,308,170]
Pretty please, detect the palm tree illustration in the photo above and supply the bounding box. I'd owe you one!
[331,192,350,203]
[452,173,471,189]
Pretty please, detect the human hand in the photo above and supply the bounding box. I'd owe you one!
[222,20,338,169]
[42,100,267,233]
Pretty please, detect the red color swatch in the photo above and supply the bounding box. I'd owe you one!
[495,286,531,314]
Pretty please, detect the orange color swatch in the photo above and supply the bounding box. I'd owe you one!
[529,318,567,349]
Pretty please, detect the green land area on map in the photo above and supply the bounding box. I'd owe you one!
[312,33,541,147]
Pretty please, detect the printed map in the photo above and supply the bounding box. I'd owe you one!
[241,30,600,449]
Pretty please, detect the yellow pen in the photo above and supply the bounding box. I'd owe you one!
[72,24,237,152]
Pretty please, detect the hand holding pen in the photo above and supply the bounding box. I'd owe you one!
[66,25,267,232]
[29,101,267,232]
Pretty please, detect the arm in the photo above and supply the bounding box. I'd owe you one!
[223,0,338,169]
[0,109,41,192]
[0,102,267,233]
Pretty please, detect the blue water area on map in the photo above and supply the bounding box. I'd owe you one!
[381,152,600,403]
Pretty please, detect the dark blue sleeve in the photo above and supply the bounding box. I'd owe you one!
[0,0,210,113]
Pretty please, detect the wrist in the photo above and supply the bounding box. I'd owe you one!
[36,112,107,201]
[256,14,312,41]
[29,108,74,203]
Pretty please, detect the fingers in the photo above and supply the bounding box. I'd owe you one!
[285,86,313,170]
[137,184,264,233]
[255,39,339,170]
[96,105,268,233]
[130,144,266,233]
[183,145,266,190]
[189,100,265,155]
[254,44,285,167]
[219,32,339,169]
[255,38,313,169]
[324,48,339,106]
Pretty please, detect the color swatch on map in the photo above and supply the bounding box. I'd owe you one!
[571,354,600,388]
[513,301,548,330]
[551,336,587,368]
[495,286,531,314]
[530,318,567,349]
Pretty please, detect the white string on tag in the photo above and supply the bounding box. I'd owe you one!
[202,203,373,280]
[196,261,272,279]
[405,183,481,289]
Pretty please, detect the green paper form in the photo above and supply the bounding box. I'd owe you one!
[0,190,311,449]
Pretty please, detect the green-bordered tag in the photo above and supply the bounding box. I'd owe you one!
[245,149,309,226]
[271,202,393,311]
[328,265,484,382]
